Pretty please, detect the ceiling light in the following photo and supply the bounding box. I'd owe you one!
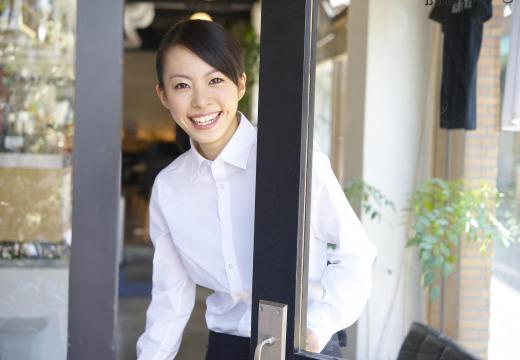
[190,12,213,21]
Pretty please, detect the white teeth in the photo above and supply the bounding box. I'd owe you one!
[191,112,219,125]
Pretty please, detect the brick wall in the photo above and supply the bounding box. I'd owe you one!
[427,1,504,358]
[458,1,502,358]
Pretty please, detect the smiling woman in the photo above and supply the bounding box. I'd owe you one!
[136,18,376,360]
[154,20,246,161]
[155,44,246,160]
[136,20,257,360]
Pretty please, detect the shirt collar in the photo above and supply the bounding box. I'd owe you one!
[188,112,256,180]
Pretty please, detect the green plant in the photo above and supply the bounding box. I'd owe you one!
[233,23,259,119]
[344,180,396,221]
[406,178,515,301]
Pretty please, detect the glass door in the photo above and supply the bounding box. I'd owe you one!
[251,0,376,358]
[250,0,337,358]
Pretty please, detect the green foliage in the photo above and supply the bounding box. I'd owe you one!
[234,24,260,119]
[0,0,8,13]
[344,180,396,221]
[406,178,516,301]
[343,178,519,303]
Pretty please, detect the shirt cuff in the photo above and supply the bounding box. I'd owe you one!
[137,347,176,360]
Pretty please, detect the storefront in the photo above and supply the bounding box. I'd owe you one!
[1,0,519,359]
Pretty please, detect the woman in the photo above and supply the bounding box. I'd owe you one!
[136,19,376,360]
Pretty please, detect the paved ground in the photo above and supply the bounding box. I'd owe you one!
[489,276,520,360]
[489,240,520,360]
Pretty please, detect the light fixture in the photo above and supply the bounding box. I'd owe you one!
[190,12,213,21]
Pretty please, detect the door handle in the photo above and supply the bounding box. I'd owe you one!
[255,300,287,360]
[254,336,277,360]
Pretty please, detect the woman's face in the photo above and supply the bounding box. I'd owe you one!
[156,45,246,160]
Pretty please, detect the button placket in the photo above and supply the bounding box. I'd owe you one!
[212,162,241,291]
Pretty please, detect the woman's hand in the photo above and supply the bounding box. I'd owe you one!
[305,328,319,352]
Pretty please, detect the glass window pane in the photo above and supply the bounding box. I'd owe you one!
[302,1,520,359]
[0,1,76,359]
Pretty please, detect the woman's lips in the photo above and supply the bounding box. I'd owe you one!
[189,111,221,130]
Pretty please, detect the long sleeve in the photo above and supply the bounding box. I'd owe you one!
[136,180,196,360]
[306,152,377,351]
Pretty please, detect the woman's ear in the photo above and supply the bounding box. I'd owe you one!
[238,73,247,101]
[155,84,170,110]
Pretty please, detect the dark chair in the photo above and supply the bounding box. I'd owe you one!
[397,322,480,360]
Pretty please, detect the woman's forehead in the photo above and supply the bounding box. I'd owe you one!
[164,46,216,75]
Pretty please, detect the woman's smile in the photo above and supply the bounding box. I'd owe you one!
[189,111,222,130]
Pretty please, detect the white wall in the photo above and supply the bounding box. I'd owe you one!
[346,0,438,358]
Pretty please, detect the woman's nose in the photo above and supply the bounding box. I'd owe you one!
[191,87,210,108]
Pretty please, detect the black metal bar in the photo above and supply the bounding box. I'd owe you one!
[67,0,123,359]
[251,0,318,358]
[295,0,318,352]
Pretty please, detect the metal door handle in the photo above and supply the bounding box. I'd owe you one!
[254,336,277,360]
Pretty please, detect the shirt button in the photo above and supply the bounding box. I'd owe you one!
[228,263,234,270]
[219,184,225,190]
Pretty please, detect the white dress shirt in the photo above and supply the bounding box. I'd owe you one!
[136,114,377,359]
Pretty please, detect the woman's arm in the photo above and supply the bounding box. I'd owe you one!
[306,152,377,352]
[136,180,196,359]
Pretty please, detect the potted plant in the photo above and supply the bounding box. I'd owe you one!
[406,178,516,300]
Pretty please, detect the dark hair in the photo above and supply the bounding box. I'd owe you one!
[156,19,244,89]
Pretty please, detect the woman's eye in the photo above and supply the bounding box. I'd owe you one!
[174,83,189,90]
[209,78,224,85]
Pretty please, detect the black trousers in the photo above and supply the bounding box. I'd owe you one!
[205,330,343,359]
[205,330,250,360]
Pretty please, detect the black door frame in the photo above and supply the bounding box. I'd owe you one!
[251,0,337,359]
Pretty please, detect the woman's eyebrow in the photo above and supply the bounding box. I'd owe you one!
[169,69,220,81]
[168,74,190,81]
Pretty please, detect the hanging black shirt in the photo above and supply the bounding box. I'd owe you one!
[430,0,492,130]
